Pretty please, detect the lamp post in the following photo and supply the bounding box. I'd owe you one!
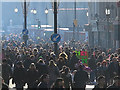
[51,0,60,56]
[54,0,58,56]
[45,8,48,39]
[73,0,77,49]
[105,7,110,49]
[95,13,100,47]
[14,8,18,13]
[22,0,29,46]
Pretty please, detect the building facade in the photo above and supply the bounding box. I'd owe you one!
[87,1,119,50]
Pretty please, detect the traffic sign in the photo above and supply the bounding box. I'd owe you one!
[22,29,28,35]
[51,34,61,43]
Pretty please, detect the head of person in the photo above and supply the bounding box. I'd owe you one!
[78,64,83,70]
[97,76,106,86]
[96,62,101,67]
[29,63,36,70]
[49,60,57,67]
[40,74,49,83]
[64,67,70,74]
[113,76,120,87]
[102,60,107,67]
[52,78,64,88]
[112,57,118,63]
[33,48,38,55]
[37,59,45,64]
[16,61,23,68]
[58,57,64,62]
[2,58,7,65]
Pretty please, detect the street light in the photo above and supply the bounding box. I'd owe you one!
[45,8,48,14]
[14,8,18,13]
[86,11,88,17]
[33,9,37,15]
[105,7,111,49]
[45,8,48,39]
[31,9,34,13]
[105,8,110,15]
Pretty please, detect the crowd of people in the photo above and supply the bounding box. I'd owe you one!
[1,34,120,90]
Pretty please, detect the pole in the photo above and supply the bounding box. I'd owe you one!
[24,0,27,29]
[106,15,109,49]
[97,20,100,47]
[54,0,58,56]
[23,0,28,46]
[73,0,76,48]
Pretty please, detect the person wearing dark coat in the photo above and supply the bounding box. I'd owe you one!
[23,55,32,70]
[27,63,39,89]
[2,58,12,85]
[36,59,48,77]
[69,52,79,70]
[51,78,65,90]
[107,76,120,90]
[88,54,96,83]
[107,57,120,85]
[74,65,89,90]
[61,67,72,89]
[92,76,107,90]
[12,61,26,89]
[1,76,9,90]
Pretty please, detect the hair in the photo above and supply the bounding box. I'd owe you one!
[2,58,7,63]
[16,61,24,68]
[37,59,45,64]
[64,67,70,74]
[59,52,68,60]
[97,75,105,82]
[48,60,57,67]
[114,76,120,81]
[96,62,101,67]
[51,78,64,88]
[33,48,38,53]
[29,63,36,69]
[101,60,107,66]
[58,57,64,62]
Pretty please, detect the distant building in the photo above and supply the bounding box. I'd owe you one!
[87,1,118,50]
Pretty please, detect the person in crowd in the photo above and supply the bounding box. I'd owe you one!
[36,59,48,77]
[48,60,60,88]
[1,76,9,90]
[61,67,72,89]
[27,63,39,89]
[33,48,39,63]
[108,57,120,85]
[12,61,26,89]
[2,58,12,85]
[51,78,65,90]
[23,55,32,70]
[92,76,107,90]
[37,74,49,89]
[69,52,79,70]
[57,57,65,70]
[59,52,68,66]
[88,54,96,83]
[59,65,67,76]
[74,64,89,89]
[107,76,120,89]
[101,60,109,84]
[95,62,103,80]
